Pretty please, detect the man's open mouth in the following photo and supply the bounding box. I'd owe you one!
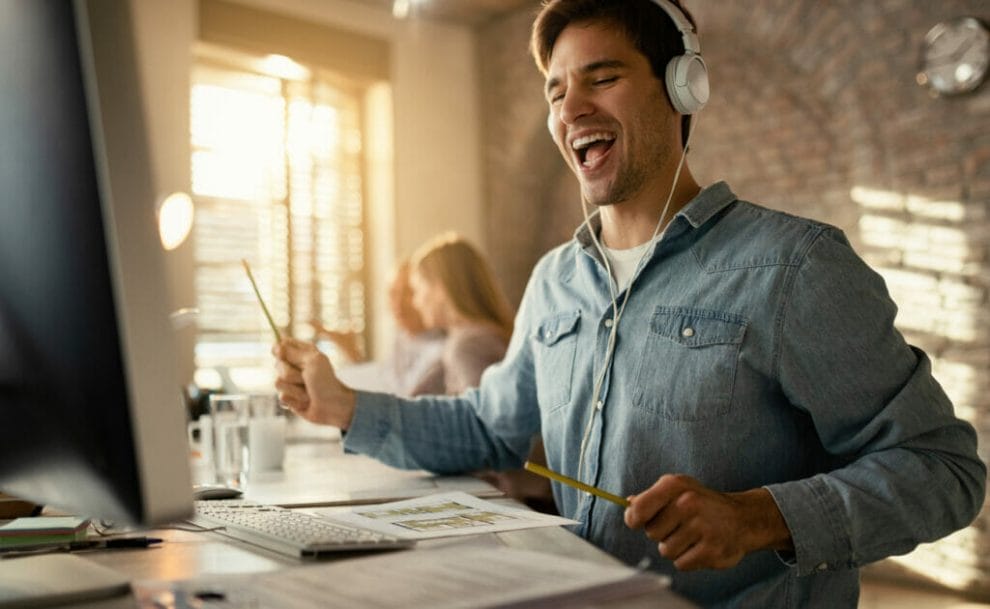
[572,131,616,168]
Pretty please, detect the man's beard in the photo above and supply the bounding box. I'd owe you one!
[581,164,645,207]
[574,102,674,208]
[580,145,663,207]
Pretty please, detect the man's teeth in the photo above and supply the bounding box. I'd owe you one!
[571,132,615,150]
[572,132,615,167]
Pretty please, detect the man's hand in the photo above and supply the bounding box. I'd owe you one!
[624,474,793,571]
[273,338,356,429]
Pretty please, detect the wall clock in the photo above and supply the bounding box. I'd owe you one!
[917,17,990,96]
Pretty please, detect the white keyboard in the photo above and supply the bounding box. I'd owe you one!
[191,500,413,558]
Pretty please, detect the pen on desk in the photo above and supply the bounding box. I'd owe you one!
[242,259,282,342]
[523,461,630,508]
[99,536,163,548]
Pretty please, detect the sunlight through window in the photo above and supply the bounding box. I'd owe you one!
[190,55,368,391]
[852,184,984,590]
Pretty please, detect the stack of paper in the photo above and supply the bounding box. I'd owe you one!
[134,544,684,609]
[0,516,90,548]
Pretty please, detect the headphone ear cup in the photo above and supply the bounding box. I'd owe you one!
[664,53,710,115]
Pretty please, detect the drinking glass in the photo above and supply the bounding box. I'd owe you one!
[209,394,250,486]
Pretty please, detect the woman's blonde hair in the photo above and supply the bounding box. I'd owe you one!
[410,233,514,341]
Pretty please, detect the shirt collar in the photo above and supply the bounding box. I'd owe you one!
[574,181,737,247]
[678,181,737,228]
[574,212,603,249]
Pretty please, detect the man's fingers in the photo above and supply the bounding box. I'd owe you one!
[642,510,680,542]
[669,541,707,571]
[657,524,698,562]
[274,378,306,397]
[278,395,308,416]
[669,539,742,572]
[275,359,304,384]
[272,339,313,374]
[275,379,310,411]
[625,474,694,528]
[272,337,313,364]
[626,493,667,529]
[625,474,757,572]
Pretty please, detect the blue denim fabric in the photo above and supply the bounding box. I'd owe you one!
[344,182,986,608]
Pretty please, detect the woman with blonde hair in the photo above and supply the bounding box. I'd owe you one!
[407,233,514,395]
[310,259,446,396]
[408,233,554,513]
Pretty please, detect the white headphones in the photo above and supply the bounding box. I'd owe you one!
[651,0,709,115]
[545,0,709,137]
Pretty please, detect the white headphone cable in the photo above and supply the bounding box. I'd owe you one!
[573,113,699,493]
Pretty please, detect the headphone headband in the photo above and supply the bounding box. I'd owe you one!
[650,0,701,55]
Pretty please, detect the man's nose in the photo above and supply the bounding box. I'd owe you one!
[558,86,594,125]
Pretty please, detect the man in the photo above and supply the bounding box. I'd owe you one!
[274,1,985,606]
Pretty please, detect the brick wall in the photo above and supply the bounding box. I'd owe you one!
[479,0,990,597]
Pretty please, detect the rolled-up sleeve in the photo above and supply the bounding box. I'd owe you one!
[766,228,986,576]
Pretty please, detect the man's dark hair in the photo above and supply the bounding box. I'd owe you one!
[531,0,697,146]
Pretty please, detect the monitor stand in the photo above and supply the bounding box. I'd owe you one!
[0,554,131,608]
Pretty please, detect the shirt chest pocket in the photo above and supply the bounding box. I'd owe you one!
[633,306,747,421]
[532,311,581,413]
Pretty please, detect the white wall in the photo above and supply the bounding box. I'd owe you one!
[235,0,484,361]
[131,0,484,369]
[230,0,484,241]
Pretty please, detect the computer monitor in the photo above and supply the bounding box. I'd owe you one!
[0,0,192,527]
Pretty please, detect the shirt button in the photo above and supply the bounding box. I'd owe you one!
[816,562,828,571]
[604,319,614,328]
[596,400,604,410]
[681,327,695,338]
[545,330,554,340]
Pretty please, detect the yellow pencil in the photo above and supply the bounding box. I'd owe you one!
[524,461,629,508]
[242,259,281,342]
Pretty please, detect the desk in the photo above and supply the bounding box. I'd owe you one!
[237,441,502,507]
[56,439,697,608]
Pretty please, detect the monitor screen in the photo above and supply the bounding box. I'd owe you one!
[0,0,192,526]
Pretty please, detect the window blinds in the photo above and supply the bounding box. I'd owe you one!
[190,61,367,382]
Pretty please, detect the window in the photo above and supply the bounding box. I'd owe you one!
[190,55,367,389]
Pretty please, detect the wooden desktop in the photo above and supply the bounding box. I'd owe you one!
[33,434,697,608]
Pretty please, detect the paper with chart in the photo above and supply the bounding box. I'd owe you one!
[323,491,578,540]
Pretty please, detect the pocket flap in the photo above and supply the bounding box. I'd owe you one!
[535,311,581,346]
[649,306,746,347]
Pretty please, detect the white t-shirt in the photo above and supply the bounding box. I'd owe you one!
[603,239,654,292]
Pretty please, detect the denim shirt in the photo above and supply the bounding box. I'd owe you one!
[345,182,986,608]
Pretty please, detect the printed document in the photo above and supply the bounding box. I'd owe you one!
[134,545,683,609]
[317,491,578,540]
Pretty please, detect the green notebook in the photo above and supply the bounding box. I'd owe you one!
[0,516,90,547]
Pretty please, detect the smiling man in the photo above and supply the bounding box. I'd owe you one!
[544,24,687,242]
[273,1,985,607]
